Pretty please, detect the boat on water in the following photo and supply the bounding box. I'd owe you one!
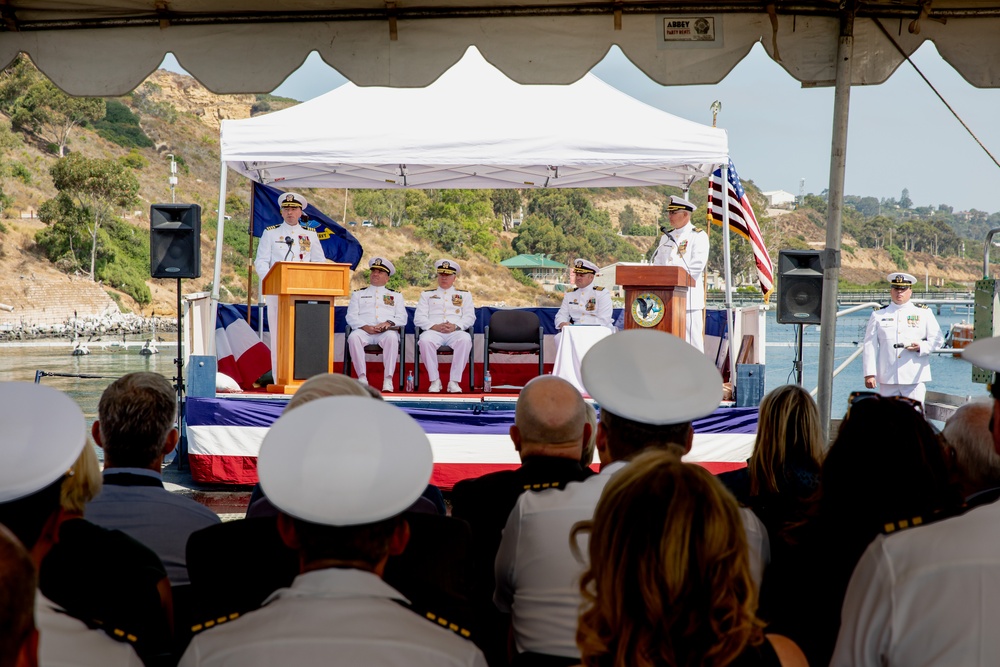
[946,322,974,357]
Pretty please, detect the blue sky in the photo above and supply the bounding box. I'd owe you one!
[163,43,1000,214]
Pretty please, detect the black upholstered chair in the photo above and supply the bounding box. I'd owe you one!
[484,309,544,388]
[343,323,405,391]
[414,326,476,391]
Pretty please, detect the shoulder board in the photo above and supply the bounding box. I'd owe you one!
[190,612,242,635]
[420,610,474,640]
[876,305,887,311]
[387,288,401,294]
[594,286,605,291]
[693,227,707,234]
[353,288,367,292]
[522,480,566,492]
[264,223,282,232]
[882,501,982,536]
[918,303,929,309]
[423,288,437,293]
[568,287,578,293]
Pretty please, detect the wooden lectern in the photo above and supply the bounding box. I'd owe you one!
[617,265,695,337]
[262,261,351,394]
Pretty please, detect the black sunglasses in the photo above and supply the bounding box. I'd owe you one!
[847,390,923,418]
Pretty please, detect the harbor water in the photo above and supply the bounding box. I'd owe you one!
[0,307,987,429]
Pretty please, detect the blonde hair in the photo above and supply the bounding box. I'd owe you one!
[747,384,824,496]
[574,450,764,667]
[581,402,598,467]
[60,442,103,515]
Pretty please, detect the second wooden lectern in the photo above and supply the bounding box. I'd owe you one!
[617,265,695,338]
[262,261,351,394]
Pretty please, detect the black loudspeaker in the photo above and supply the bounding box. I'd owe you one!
[150,204,201,279]
[776,250,823,324]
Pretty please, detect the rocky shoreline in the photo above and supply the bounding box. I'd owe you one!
[0,311,178,341]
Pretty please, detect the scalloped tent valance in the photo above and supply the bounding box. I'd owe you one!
[2,2,1000,95]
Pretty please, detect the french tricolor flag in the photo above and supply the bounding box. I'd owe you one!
[215,307,271,389]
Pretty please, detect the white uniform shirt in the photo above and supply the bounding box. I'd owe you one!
[862,301,944,386]
[831,499,1000,667]
[37,592,144,667]
[179,568,487,667]
[554,284,614,329]
[652,224,709,311]
[253,223,326,285]
[413,287,476,331]
[494,460,769,659]
[345,285,407,329]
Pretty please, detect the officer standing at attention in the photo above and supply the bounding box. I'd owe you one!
[554,259,614,330]
[414,259,476,394]
[651,195,710,352]
[346,257,408,393]
[862,272,944,404]
[253,192,328,378]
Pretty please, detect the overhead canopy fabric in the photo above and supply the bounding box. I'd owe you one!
[3,2,1000,95]
[220,48,729,190]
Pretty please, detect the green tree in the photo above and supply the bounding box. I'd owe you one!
[899,188,913,209]
[48,154,140,280]
[512,214,568,257]
[491,189,522,231]
[352,190,407,226]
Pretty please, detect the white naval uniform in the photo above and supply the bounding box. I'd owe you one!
[831,499,1000,667]
[38,592,144,667]
[253,223,326,377]
[345,285,408,382]
[652,223,710,352]
[494,461,769,660]
[413,286,476,384]
[862,301,944,404]
[178,568,487,667]
[554,284,614,329]
[552,284,614,393]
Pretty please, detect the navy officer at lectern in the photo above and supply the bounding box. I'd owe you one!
[253,192,328,378]
[651,195,710,352]
[862,272,944,404]
[346,257,408,393]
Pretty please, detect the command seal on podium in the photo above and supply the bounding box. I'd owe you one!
[631,292,665,328]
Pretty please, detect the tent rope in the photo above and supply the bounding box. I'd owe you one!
[874,17,1000,172]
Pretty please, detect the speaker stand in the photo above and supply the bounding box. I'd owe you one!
[793,323,805,385]
[173,277,188,471]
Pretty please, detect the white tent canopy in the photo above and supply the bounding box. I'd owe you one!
[220,48,728,191]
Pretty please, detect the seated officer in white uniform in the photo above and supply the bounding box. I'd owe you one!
[831,335,1000,667]
[178,397,487,667]
[252,192,328,378]
[413,259,476,394]
[346,257,408,393]
[651,195,710,352]
[0,383,143,667]
[552,258,614,394]
[495,330,768,664]
[861,272,944,404]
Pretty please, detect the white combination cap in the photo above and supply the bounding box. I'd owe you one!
[258,396,433,526]
[888,272,917,287]
[581,329,722,425]
[435,259,460,275]
[572,258,598,275]
[278,192,308,209]
[0,383,85,504]
[667,195,696,212]
[369,257,395,277]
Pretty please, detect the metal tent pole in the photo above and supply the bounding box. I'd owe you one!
[816,5,856,441]
[721,164,736,386]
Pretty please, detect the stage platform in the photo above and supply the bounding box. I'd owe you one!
[186,393,758,490]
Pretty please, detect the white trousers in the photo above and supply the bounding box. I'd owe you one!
[347,329,400,381]
[418,330,472,383]
[687,309,705,353]
[879,382,927,405]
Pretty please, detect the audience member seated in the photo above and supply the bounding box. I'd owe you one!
[450,376,595,665]
[494,330,768,666]
[717,384,823,541]
[0,382,143,666]
[41,441,174,665]
[943,399,1000,503]
[574,449,807,667]
[831,337,1000,666]
[85,372,220,586]
[761,392,962,666]
[178,397,486,666]
[0,525,37,667]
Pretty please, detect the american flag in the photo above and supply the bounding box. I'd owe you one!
[707,159,774,298]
